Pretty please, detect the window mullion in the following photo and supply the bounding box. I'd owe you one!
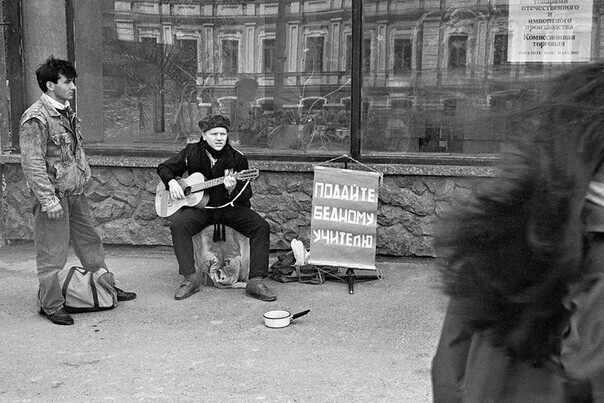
[351,0,362,159]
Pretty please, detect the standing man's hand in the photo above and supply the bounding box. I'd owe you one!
[46,203,64,220]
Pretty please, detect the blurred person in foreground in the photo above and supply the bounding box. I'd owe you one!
[432,62,604,401]
[157,114,275,302]
[20,56,136,326]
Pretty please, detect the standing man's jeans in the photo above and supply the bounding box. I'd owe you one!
[33,193,106,315]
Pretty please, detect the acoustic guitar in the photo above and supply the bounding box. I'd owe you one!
[155,169,259,218]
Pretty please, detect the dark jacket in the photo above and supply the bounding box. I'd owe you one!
[157,142,252,209]
[432,283,604,402]
[432,153,604,402]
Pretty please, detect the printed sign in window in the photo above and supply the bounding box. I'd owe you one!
[508,0,593,63]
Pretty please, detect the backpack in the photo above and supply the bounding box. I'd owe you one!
[269,251,340,285]
[58,266,118,313]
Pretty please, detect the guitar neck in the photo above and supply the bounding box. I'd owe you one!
[191,173,248,193]
[189,175,231,193]
[182,169,257,195]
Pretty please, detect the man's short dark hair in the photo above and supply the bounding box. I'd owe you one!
[35,56,77,93]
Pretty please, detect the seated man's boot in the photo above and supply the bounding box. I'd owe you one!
[174,279,200,300]
[246,277,276,301]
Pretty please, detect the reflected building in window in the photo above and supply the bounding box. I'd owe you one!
[104,0,601,154]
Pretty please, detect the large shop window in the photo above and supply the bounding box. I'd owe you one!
[97,1,352,156]
[4,0,593,158]
[359,0,598,155]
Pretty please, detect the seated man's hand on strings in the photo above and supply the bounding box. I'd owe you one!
[168,179,185,200]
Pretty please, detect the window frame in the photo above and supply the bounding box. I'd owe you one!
[345,33,352,72]
[262,37,276,74]
[304,35,325,73]
[2,0,23,151]
[493,34,508,67]
[392,37,412,74]
[362,37,372,74]
[447,35,468,70]
[173,31,200,76]
[221,38,240,77]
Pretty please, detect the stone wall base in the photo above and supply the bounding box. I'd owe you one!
[1,160,481,257]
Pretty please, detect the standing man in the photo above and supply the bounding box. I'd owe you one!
[20,56,136,326]
[157,114,276,302]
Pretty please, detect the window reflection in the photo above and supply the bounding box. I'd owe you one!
[96,0,596,155]
[262,39,276,74]
[393,38,412,74]
[359,0,593,154]
[448,36,467,69]
[102,0,352,154]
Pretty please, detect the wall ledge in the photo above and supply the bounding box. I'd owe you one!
[1,153,496,177]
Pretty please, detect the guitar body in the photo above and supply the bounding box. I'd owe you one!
[155,173,210,218]
[155,169,259,218]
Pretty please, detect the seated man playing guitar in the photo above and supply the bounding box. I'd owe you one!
[157,115,276,302]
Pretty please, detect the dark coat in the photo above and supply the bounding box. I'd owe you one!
[432,299,590,402]
[432,271,604,402]
[157,142,252,209]
[432,64,604,402]
[432,159,604,402]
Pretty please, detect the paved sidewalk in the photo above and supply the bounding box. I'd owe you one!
[0,242,447,402]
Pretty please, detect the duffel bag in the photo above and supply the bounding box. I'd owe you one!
[58,266,118,313]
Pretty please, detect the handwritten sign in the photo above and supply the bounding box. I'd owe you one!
[508,0,593,63]
[308,166,380,270]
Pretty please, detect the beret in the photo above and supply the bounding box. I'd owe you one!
[198,114,230,132]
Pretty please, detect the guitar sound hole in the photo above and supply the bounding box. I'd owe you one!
[184,187,191,197]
